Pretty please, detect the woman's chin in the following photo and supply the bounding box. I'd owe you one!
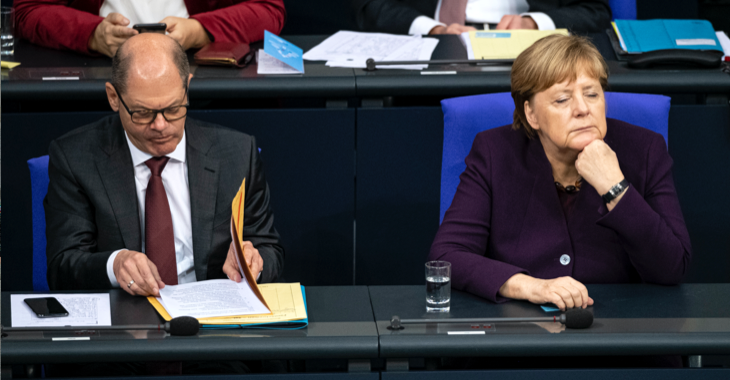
[571,134,601,151]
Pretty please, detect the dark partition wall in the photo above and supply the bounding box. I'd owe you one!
[669,105,730,283]
[1,109,356,291]
[188,109,356,286]
[2,112,115,292]
[355,108,444,286]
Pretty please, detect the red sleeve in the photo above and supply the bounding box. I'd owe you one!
[15,0,104,54]
[189,0,286,44]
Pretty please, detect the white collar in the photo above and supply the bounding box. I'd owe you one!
[125,130,187,167]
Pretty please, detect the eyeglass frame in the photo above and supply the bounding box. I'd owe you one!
[113,84,190,125]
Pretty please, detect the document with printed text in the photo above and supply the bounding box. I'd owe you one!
[157,279,271,319]
[11,293,111,327]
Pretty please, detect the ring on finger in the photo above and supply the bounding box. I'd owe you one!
[127,280,135,289]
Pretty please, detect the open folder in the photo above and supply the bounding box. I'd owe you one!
[148,177,308,329]
[460,29,569,60]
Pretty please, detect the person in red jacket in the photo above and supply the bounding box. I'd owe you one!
[15,0,286,56]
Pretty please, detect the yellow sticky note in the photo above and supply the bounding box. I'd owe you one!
[231,178,245,249]
[1,61,20,69]
[468,29,569,60]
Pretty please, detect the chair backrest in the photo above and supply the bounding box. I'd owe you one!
[440,91,670,223]
[609,0,637,20]
[28,155,50,292]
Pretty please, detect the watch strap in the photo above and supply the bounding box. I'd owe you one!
[602,179,629,203]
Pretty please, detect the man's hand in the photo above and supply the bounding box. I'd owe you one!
[222,241,264,282]
[496,15,538,30]
[113,250,165,296]
[429,23,476,35]
[88,13,138,57]
[160,16,211,50]
[500,274,594,311]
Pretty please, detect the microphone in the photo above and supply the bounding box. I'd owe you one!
[2,316,200,336]
[388,308,593,330]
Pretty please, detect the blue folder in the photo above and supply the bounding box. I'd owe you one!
[202,285,309,330]
[615,19,722,54]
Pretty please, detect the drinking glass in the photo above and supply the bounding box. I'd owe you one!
[1,7,15,56]
[425,261,451,312]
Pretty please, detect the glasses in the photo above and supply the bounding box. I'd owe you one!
[115,85,189,124]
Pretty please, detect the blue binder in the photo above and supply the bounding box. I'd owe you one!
[615,19,722,54]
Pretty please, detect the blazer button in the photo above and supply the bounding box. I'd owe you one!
[560,254,571,266]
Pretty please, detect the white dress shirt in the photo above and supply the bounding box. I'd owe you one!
[409,0,556,35]
[106,132,196,287]
[99,0,189,26]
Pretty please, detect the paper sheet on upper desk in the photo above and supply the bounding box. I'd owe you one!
[257,49,303,75]
[11,293,111,327]
[325,37,438,70]
[305,31,431,69]
[460,32,475,60]
[717,31,730,60]
[157,279,270,319]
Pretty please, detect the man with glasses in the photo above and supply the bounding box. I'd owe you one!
[44,33,284,296]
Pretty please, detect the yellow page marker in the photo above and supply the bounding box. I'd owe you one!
[231,178,246,250]
[1,61,20,69]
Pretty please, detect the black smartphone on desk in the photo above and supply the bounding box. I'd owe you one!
[24,297,69,318]
[133,23,167,34]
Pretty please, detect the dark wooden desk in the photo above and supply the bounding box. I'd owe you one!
[2,287,379,378]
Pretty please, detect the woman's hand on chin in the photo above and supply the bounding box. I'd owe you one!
[500,273,594,311]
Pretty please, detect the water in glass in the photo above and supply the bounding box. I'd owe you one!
[426,275,451,312]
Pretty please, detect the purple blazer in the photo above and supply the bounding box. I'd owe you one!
[429,118,692,303]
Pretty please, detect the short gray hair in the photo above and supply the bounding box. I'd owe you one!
[111,37,190,95]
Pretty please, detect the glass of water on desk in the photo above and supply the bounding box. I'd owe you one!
[1,6,14,56]
[425,261,451,312]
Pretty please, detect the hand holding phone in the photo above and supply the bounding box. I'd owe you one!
[88,12,138,57]
[24,297,69,318]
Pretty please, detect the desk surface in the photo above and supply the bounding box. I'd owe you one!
[3,284,730,365]
[370,284,730,357]
[3,34,729,102]
[1,286,379,364]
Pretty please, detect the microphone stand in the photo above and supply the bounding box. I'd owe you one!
[365,58,513,71]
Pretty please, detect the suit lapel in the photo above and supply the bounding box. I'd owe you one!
[96,116,142,251]
[185,119,220,281]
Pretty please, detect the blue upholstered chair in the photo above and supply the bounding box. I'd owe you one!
[439,91,670,222]
[610,0,637,20]
[28,155,50,291]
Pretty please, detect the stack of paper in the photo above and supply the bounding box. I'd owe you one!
[460,29,569,60]
[303,31,439,70]
[257,30,305,75]
[715,31,730,61]
[148,282,308,327]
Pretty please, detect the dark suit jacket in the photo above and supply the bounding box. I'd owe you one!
[352,0,612,34]
[429,119,692,303]
[45,115,284,290]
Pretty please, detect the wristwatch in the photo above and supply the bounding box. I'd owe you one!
[602,179,629,203]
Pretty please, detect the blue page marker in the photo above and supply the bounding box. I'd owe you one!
[541,305,560,313]
[264,30,304,73]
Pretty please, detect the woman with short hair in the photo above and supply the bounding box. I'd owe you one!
[429,34,692,311]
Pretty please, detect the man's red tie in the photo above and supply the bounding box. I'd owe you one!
[145,157,178,285]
